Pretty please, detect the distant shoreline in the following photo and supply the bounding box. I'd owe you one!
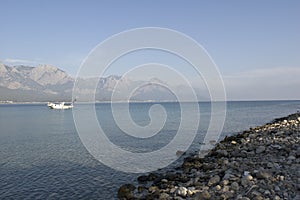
[1,99,300,105]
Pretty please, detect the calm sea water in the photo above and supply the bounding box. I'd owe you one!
[0,101,299,199]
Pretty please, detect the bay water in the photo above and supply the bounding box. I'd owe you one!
[0,101,299,199]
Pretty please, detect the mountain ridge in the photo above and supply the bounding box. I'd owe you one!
[0,64,181,102]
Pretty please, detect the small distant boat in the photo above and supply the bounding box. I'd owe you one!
[47,102,73,110]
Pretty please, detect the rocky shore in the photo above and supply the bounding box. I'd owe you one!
[118,112,300,200]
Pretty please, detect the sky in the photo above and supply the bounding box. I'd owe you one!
[0,0,300,100]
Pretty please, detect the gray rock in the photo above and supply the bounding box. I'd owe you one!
[194,190,211,200]
[256,170,272,179]
[159,192,170,200]
[256,146,266,154]
[216,149,228,157]
[118,184,136,199]
[170,187,177,194]
[231,181,240,191]
[148,186,159,193]
[287,155,296,160]
[208,175,220,186]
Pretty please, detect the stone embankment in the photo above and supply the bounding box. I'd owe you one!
[118,113,300,200]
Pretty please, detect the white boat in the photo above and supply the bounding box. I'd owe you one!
[47,102,73,110]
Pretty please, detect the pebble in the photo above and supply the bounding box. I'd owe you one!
[194,190,211,200]
[256,170,272,179]
[176,187,187,197]
[148,186,158,193]
[117,184,136,199]
[222,179,230,186]
[230,181,240,191]
[256,146,266,154]
[161,179,168,183]
[208,175,220,186]
[274,195,281,200]
[279,176,284,181]
[159,193,170,200]
[215,185,221,191]
[287,155,296,160]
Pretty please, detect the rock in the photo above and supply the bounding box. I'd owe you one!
[243,171,250,176]
[170,187,177,194]
[256,170,272,179]
[194,190,211,200]
[266,162,273,168]
[222,185,230,193]
[256,146,266,154]
[137,175,148,183]
[222,179,230,186]
[221,191,235,199]
[215,185,222,191]
[279,175,284,181]
[159,193,170,200]
[274,186,280,191]
[241,175,253,187]
[245,174,253,181]
[216,149,229,157]
[231,181,240,191]
[118,184,136,199]
[287,155,296,160]
[231,140,237,145]
[161,178,168,183]
[148,186,159,193]
[176,187,188,197]
[208,175,220,186]
[223,173,233,180]
[274,196,281,200]
[147,173,159,181]
[137,185,146,193]
[264,190,271,195]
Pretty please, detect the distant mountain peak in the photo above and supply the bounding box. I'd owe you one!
[29,64,71,86]
[0,63,8,74]
[35,64,61,72]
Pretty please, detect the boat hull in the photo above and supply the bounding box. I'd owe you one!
[47,102,73,110]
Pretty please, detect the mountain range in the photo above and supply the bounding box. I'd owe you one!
[0,64,180,102]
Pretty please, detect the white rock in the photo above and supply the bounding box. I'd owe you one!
[279,175,285,181]
[243,171,250,176]
[161,179,168,183]
[215,185,222,191]
[176,187,188,197]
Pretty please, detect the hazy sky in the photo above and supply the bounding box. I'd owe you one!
[1,0,299,100]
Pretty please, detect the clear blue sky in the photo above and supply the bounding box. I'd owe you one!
[1,0,300,99]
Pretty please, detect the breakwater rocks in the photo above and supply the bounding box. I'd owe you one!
[118,113,300,200]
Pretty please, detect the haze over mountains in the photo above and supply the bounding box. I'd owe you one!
[0,64,203,102]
